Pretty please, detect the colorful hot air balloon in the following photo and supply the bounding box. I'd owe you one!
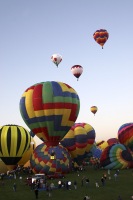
[118,123,133,151]
[30,143,72,174]
[51,53,62,67]
[89,144,102,166]
[100,144,133,169]
[90,106,98,115]
[71,65,83,81]
[19,81,80,146]
[93,29,109,49]
[61,123,95,164]
[0,125,31,170]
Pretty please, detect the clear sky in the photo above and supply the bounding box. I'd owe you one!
[1,0,133,145]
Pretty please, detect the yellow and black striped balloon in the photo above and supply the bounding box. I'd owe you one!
[0,125,31,167]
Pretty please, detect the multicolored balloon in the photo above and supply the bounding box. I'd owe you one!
[118,123,133,151]
[61,123,95,164]
[71,65,83,81]
[0,125,31,170]
[89,145,102,166]
[30,143,72,174]
[19,81,80,146]
[100,143,133,169]
[51,53,62,67]
[90,106,98,115]
[93,29,109,49]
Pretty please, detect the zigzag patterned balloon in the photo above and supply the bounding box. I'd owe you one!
[19,81,80,146]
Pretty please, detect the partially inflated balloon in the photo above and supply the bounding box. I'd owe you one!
[61,123,95,164]
[0,159,8,173]
[89,145,102,166]
[71,65,83,81]
[100,144,133,169]
[96,140,109,150]
[118,123,133,151]
[18,137,36,166]
[30,143,72,174]
[51,53,62,67]
[93,29,109,49]
[90,145,102,159]
[19,81,80,146]
[107,138,119,146]
[0,125,31,170]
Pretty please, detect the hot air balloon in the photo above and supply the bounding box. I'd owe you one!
[19,81,80,146]
[18,137,36,166]
[100,144,133,169]
[61,123,95,164]
[0,125,31,170]
[90,106,98,115]
[118,123,133,151]
[0,159,8,173]
[89,144,102,167]
[30,143,72,174]
[107,138,119,146]
[71,65,83,81]
[51,53,62,67]
[93,29,109,49]
[96,140,109,150]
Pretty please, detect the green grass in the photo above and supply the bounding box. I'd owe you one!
[0,166,133,200]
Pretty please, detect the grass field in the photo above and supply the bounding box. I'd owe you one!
[0,166,133,200]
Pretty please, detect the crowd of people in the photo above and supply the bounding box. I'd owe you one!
[0,164,132,199]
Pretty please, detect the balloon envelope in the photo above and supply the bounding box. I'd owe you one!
[51,53,62,67]
[96,140,109,150]
[30,143,72,174]
[19,81,80,146]
[118,123,133,151]
[0,125,31,170]
[18,137,36,166]
[0,159,8,173]
[89,144,102,166]
[90,106,98,115]
[61,123,96,164]
[71,65,83,80]
[100,144,133,169]
[107,138,119,146]
[93,29,109,49]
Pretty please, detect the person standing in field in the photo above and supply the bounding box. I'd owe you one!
[34,184,39,199]
[74,180,77,189]
[13,182,16,192]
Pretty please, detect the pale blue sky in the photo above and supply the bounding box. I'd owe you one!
[1,0,133,144]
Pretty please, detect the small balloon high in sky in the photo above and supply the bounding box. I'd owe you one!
[71,65,83,81]
[93,29,109,49]
[51,53,62,67]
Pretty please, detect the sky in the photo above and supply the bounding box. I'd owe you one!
[0,0,133,145]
